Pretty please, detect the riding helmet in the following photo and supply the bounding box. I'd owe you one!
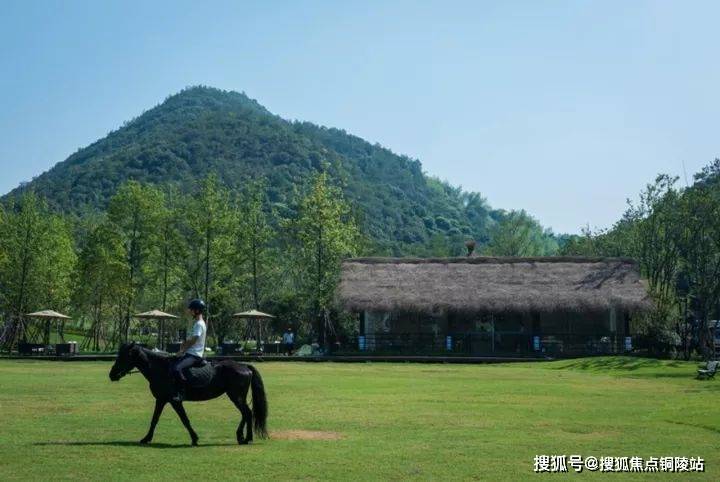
[188,298,206,313]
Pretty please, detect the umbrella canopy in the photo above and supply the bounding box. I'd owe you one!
[134,310,178,351]
[134,310,179,319]
[232,309,275,319]
[26,310,71,319]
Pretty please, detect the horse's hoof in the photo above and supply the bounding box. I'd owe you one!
[238,439,248,445]
[191,439,199,446]
[139,438,151,445]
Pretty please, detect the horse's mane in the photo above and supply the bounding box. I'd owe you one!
[137,345,175,361]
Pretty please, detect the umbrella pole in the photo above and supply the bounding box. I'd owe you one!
[44,319,50,345]
[257,318,262,353]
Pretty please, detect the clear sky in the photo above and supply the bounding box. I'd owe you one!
[1,0,718,234]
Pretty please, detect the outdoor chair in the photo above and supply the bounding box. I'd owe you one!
[697,360,719,380]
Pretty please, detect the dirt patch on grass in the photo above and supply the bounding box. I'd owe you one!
[272,430,344,441]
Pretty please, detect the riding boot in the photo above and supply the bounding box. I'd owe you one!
[171,381,185,402]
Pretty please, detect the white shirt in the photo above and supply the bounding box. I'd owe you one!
[186,319,207,357]
[283,332,294,344]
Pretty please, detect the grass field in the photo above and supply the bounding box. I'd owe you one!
[0,357,717,481]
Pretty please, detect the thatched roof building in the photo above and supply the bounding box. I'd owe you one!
[339,256,651,314]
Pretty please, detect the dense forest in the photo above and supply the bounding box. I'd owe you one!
[4,86,558,256]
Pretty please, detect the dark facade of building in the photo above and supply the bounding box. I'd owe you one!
[338,257,652,356]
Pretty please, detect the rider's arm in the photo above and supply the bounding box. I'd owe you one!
[178,335,199,354]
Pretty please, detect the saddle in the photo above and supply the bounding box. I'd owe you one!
[182,360,216,388]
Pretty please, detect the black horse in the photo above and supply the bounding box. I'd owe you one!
[109,342,268,446]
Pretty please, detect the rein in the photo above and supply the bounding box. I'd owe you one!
[118,367,140,377]
[115,346,170,379]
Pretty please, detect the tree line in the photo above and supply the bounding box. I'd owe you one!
[0,165,563,353]
[561,159,720,359]
[0,172,360,352]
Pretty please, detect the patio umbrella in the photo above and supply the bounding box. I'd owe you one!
[232,310,275,352]
[26,310,72,345]
[232,309,275,319]
[134,310,179,350]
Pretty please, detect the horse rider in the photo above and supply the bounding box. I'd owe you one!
[171,298,208,401]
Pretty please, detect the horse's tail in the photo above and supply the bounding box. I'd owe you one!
[247,364,268,438]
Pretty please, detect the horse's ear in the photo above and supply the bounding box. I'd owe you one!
[127,342,140,359]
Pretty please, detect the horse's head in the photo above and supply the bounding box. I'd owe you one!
[109,342,139,381]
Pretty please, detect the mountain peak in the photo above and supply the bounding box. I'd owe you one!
[163,85,270,114]
[5,87,498,254]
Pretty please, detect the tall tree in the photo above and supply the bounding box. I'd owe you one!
[484,210,557,256]
[181,174,235,345]
[288,172,360,349]
[151,188,184,312]
[677,184,720,358]
[0,192,76,349]
[107,181,163,342]
[73,222,127,351]
[623,175,684,356]
[236,179,276,310]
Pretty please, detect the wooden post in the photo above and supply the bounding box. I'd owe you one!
[491,314,495,354]
[609,306,617,353]
[44,319,50,345]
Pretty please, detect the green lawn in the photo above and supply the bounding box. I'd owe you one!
[0,357,717,481]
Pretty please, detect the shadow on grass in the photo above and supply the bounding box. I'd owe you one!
[665,420,720,435]
[34,441,239,449]
[553,357,685,373]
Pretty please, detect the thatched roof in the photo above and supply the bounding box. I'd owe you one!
[338,257,652,314]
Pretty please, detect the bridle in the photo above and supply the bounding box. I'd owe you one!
[113,365,140,378]
[113,346,143,378]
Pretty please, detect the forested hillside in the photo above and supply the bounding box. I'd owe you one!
[6,86,553,255]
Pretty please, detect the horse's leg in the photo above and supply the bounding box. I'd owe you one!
[228,393,252,444]
[170,400,199,446]
[140,399,166,444]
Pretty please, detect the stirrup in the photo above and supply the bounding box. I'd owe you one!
[171,385,185,402]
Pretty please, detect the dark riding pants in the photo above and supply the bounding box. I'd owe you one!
[173,353,202,382]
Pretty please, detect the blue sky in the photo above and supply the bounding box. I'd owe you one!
[1,0,718,233]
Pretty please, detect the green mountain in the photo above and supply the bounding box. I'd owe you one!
[7,86,504,254]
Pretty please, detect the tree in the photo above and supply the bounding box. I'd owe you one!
[461,191,494,244]
[624,175,684,357]
[107,181,163,343]
[74,222,127,351]
[180,174,236,345]
[149,188,184,312]
[288,172,361,349]
[677,184,720,358]
[0,192,76,350]
[236,179,276,310]
[484,210,557,256]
